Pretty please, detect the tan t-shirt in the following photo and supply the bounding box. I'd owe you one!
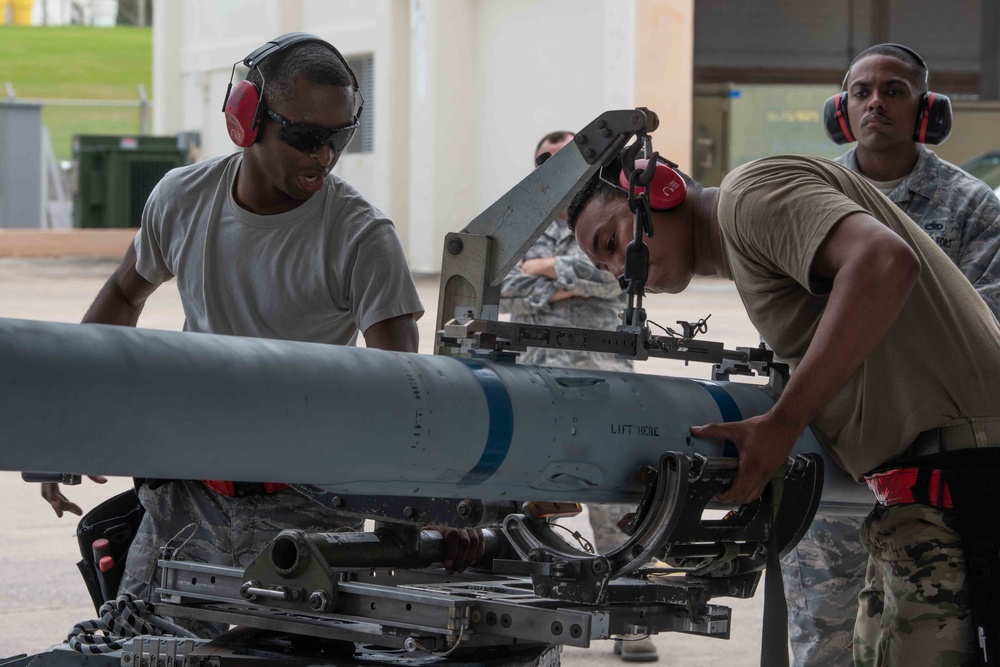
[718,155,1000,479]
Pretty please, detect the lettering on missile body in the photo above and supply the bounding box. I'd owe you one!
[611,423,660,437]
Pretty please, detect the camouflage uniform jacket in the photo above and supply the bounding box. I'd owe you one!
[501,219,632,371]
[836,146,1000,318]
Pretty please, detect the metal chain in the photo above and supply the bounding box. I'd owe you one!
[619,136,658,330]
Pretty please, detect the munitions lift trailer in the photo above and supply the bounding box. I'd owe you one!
[5,109,824,667]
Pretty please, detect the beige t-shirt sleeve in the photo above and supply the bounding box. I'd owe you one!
[724,166,868,293]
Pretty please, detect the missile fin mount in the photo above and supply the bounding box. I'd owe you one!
[498,452,823,606]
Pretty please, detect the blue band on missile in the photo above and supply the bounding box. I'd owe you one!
[692,380,741,457]
[457,360,514,485]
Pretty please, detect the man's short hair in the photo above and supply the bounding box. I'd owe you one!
[851,44,928,94]
[566,175,623,232]
[535,131,575,155]
[247,42,354,108]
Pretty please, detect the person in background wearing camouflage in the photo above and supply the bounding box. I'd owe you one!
[502,131,634,374]
[501,131,656,663]
[782,43,1000,667]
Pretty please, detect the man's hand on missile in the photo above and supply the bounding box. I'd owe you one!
[41,476,107,518]
[691,411,801,505]
[429,526,485,574]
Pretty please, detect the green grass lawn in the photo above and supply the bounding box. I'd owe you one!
[0,25,152,159]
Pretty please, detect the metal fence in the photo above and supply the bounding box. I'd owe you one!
[3,82,150,135]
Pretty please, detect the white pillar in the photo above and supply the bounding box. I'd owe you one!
[152,0,183,136]
[406,0,479,273]
[382,2,413,255]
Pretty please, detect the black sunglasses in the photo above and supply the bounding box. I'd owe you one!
[265,109,360,154]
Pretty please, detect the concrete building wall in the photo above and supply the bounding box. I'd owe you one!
[469,0,636,210]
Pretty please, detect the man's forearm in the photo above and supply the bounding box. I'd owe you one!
[520,257,558,280]
[82,244,157,326]
[83,278,145,326]
[549,289,576,303]
[363,314,419,352]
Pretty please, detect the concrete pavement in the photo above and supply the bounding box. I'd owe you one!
[0,256,776,665]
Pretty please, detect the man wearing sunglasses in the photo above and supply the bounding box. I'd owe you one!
[39,38,449,635]
[264,108,359,155]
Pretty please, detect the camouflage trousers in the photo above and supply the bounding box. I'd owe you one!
[854,504,977,667]
[781,514,867,667]
[119,480,360,637]
[587,503,633,554]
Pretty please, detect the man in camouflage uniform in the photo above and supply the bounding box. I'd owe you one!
[501,131,655,663]
[782,43,1000,667]
[502,131,634,376]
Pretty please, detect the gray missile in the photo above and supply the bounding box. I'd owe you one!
[0,316,871,513]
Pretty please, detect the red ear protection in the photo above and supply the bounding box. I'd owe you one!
[224,80,263,148]
[822,92,856,144]
[222,33,363,149]
[619,157,687,211]
[914,92,953,144]
[822,43,952,146]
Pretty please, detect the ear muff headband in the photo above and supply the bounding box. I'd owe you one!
[241,33,361,90]
[822,43,952,145]
[222,33,363,148]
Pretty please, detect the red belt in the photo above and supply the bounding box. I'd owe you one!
[202,480,290,497]
[864,467,953,509]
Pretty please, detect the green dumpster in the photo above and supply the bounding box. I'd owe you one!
[73,135,187,229]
